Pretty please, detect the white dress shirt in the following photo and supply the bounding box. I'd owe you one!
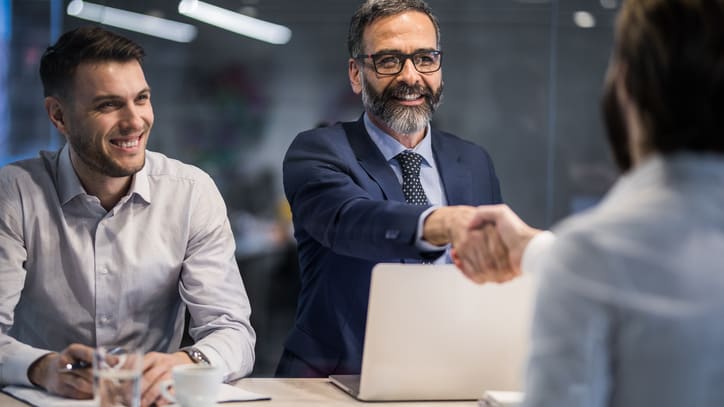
[522,154,724,407]
[0,144,255,386]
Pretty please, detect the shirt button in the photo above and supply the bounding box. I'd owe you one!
[99,315,112,325]
[99,267,109,275]
[385,230,400,239]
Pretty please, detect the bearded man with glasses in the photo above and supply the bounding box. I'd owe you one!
[278,0,505,378]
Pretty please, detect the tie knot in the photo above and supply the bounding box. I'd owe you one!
[395,150,424,177]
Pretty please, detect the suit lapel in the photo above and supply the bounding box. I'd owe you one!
[343,118,406,202]
[432,130,472,205]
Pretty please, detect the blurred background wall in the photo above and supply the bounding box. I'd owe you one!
[1,0,621,376]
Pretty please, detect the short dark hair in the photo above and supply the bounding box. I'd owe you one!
[39,26,145,98]
[347,0,440,58]
[615,0,724,154]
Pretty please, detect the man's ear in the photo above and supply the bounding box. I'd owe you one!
[44,96,69,136]
[348,58,363,95]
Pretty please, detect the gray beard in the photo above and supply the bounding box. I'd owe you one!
[361,74,443,136]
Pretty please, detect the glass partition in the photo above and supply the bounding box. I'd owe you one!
[4,0,620,375]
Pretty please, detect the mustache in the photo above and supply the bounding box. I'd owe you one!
[385,82,433,101]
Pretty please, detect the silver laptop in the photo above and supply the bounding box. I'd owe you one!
[330,263,535,401]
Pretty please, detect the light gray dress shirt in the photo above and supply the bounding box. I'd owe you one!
[0,144,255,386]
[522,154,724,407]
[363,114,449,260]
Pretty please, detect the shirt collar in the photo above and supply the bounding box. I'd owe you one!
[128,157,151,205]
[609,152,724,201]
[56,143,151,206]
[57,143,86,205]
[363,112,435,167]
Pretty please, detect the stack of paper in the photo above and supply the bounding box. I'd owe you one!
[478,390,525,407]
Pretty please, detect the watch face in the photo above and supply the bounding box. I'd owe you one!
[185,347,210,364]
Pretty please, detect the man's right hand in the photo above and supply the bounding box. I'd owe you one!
[423,205,522,283]
[452,204,541,283]
[28,343,94,399]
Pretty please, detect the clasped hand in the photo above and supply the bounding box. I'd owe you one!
[28,344,194,407]
[449,204,541,284]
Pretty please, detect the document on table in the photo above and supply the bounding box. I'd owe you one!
[478,390,524,407]
[1,386,95,406]
[2,383,270,406]
[216,383,271,403]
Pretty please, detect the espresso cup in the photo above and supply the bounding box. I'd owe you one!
[159,364,223,407]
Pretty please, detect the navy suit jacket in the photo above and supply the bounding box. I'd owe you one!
[280,117,502,376]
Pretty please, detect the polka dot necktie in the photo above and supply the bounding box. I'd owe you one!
[395,150,430,205]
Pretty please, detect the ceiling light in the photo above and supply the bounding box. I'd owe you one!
[178,0,291,45]
[67,0,197,43]
[573,11,596,28]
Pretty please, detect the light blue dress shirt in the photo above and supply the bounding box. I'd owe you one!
[363,113,449,258]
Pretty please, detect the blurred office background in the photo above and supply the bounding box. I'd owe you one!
[1,0,620,375]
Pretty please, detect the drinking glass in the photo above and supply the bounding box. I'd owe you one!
[93,346,142,407]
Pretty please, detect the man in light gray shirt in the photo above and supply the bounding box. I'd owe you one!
[0,26,255,406]
[453,0,724,406]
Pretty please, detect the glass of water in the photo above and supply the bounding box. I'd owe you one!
[93,346,142,407]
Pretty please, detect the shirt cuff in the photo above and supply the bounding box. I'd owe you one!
[192,343,223,371]
[521,230,556,275]
[415,206,450,252]
[1,345,54,387]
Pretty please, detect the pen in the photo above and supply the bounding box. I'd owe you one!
[58,360,91,373]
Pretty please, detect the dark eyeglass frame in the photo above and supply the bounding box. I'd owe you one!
[354,50,443,76]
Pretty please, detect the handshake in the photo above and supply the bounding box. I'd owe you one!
[426,204,542,284]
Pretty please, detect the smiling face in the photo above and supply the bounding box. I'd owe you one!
[46,60,153,182]
[349,10,443,143]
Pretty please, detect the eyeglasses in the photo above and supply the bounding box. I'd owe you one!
[355,50,443,75]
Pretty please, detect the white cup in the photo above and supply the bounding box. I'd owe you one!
[159,364,223,407]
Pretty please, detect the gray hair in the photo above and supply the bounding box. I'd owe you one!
[347,0,441,57]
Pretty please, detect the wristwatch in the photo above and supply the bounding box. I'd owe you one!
[180,347,210,365]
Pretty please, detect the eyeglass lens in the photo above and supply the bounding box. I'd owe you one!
[371,51,441,75]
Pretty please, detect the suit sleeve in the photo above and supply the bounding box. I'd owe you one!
[283,129,429,261]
